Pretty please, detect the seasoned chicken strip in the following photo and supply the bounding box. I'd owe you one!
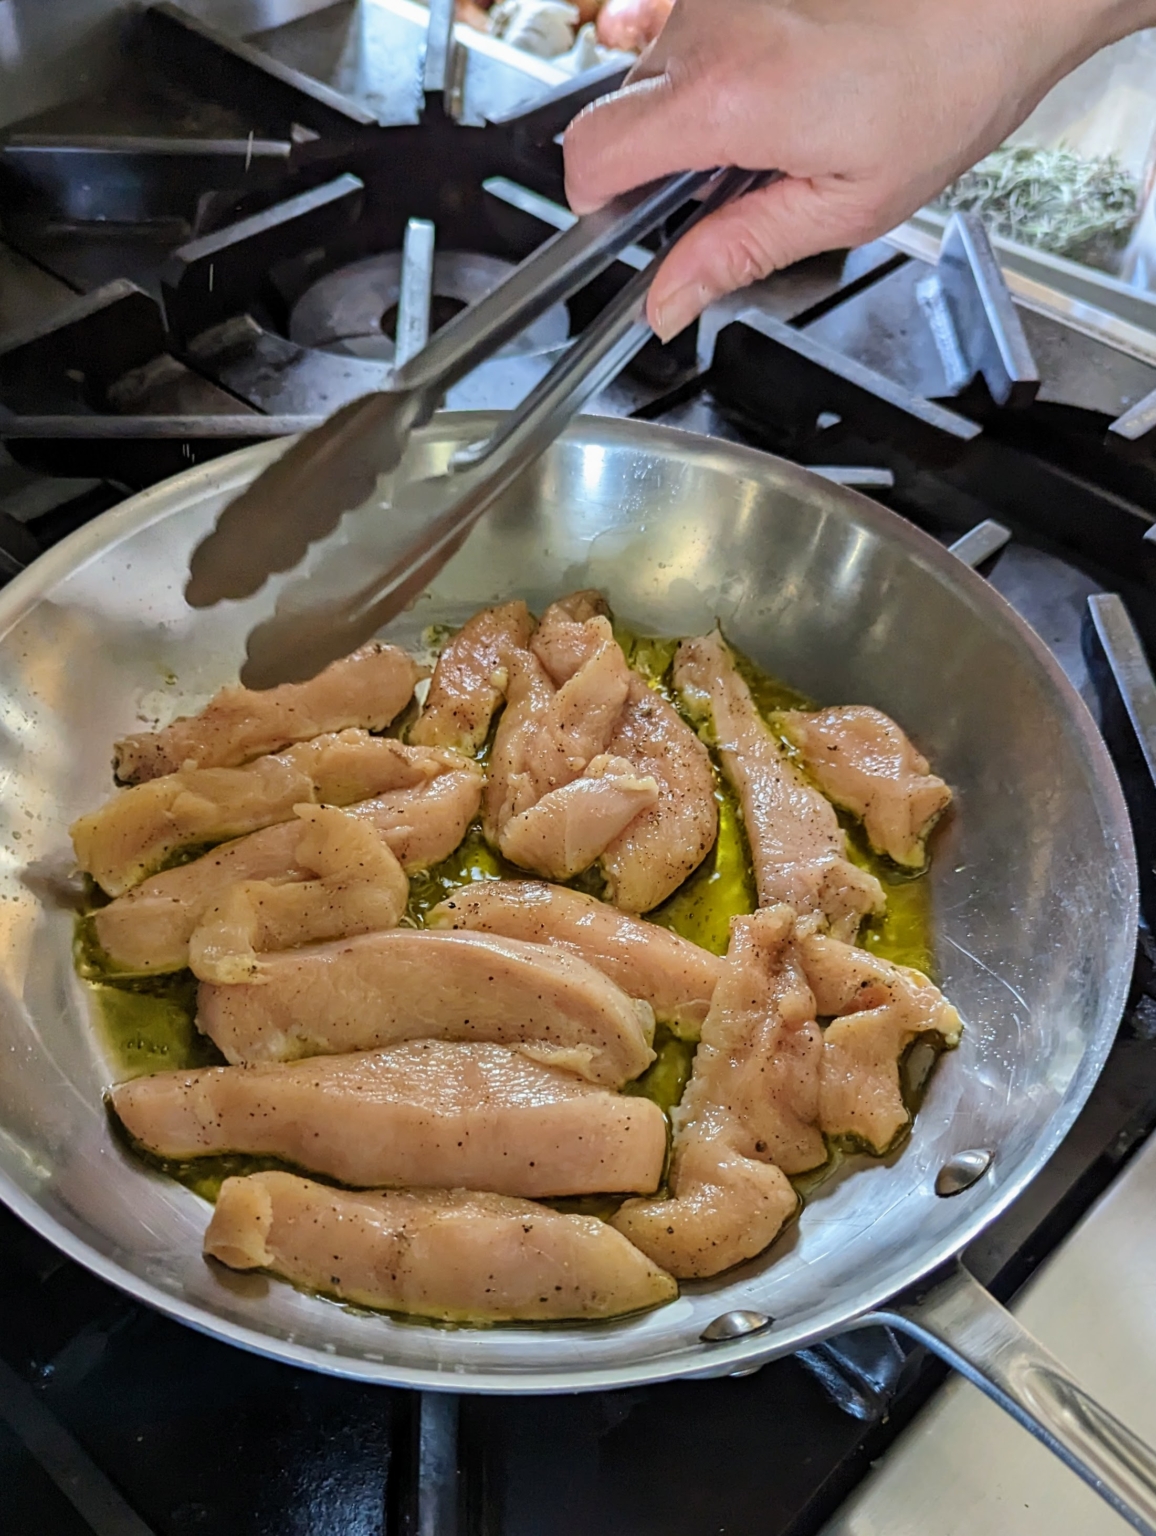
[617,1136,798,1283]
[779,706,951,868]
[430,880,724,1035]
[612,908,819,1278]
[674,633,883,940]
[529,590,610,684]
[73,731,460,897]
[528,594,719,910]
[205,1172,677,1322]
[484,618,636,877]
[95,823,311,974]
[409,600,533,754]
[483,647,559,837]
[113,643,421,783]
[112,1041,667,1197]
[601,674,718,912]
[478,611,641,878]
[197,928,656,1085]
[188,805,410,983]
[498,754,659,882]
[93,765,480,974]
[349,764,481,870]
[799,934,962,1152]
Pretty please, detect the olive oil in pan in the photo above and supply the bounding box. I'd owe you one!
[110,1119,285,1203]
[91,975,218,1076]
[83,629,942,1209]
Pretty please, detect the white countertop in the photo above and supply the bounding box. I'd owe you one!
[821,1128,1156,1536]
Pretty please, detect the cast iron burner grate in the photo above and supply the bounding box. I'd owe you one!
[0,0,645,488]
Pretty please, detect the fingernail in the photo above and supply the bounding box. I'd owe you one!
[652,282,713,343]
[566,189,601,216]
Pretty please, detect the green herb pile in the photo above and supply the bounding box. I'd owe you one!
[935,144,1139,271]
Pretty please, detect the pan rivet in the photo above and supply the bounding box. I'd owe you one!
[935,1149,993,1197]
[701,1310,773,1343]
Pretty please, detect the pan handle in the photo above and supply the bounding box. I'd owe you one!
[857,1261,1156,1536]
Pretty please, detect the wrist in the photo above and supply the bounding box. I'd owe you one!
[996,0,1156,122]
[1054,0,1156,57]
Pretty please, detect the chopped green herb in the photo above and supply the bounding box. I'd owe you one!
[936,144,1139,271]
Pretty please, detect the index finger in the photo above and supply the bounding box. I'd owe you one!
[563,70,730,213]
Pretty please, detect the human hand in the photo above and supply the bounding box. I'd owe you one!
[564,0,1156,338]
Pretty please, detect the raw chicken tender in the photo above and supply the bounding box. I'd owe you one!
[205,1172,677,1322]
[674,632,883,940]
[350,764,482,870]
[430,879,724,1034]
[188,805,409,983]
[800,933,962,1152]
[601,673,719,912]
[485,619,631,828]
[497,753,659,881]
[616,1135,798,1282]
[530,593,719,909]
[674,908,826,1175]
[409,600,533,754]
[96,821,316,974]
[196,927,656,1085]
[73,731,458,897]
[93,763,480,973]
[529,590,611,684]
[612,908,820,1278]
[483,648,562,838]
[113,643,421,783]
[779,705,951,868]
[112,1041,666,1197]
[484,613,639,878]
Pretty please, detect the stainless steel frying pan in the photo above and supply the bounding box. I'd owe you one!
[0,417,1150,1527]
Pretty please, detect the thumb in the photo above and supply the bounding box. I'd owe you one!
[646,175,871,339]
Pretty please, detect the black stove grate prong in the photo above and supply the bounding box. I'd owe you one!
[130,2,379,140]
[161,171,365,344]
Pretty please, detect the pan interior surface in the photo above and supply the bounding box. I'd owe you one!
[0,417,1136,1390]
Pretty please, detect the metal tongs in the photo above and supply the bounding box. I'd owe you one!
[185,166,766,687]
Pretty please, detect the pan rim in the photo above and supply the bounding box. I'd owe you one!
[0,415,1138,1391]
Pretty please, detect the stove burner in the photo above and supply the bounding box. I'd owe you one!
[289,250,571,362]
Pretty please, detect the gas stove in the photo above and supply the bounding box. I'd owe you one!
[5,5,1156,1534]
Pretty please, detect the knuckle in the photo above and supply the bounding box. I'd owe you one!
[719,222,779,288]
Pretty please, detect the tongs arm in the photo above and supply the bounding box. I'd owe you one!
[185,167,723,609]
[393,167,717,399]
[240,168,768,687]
